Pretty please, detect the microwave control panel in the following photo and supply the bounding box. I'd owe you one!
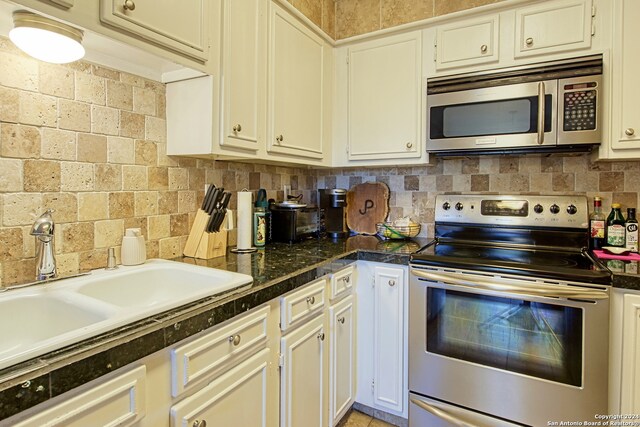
[563,81,597,132]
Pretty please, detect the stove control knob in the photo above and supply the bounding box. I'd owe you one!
[550,204,560,214]
[455,202,464,211]
[533,204,544,214]
[567,204,578,215]
[442,202,451,211]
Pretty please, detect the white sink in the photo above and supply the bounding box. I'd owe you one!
[0,260,253,371]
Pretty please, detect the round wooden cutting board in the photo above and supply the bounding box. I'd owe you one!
[346,182,390,235]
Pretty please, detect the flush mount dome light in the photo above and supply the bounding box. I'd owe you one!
[9,11,85,64]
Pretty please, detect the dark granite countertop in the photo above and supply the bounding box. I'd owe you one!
[601,258,640,291]
[0,235,426,420]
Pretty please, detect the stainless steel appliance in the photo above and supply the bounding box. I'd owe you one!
[409,195,611,427]
[427,55,603,156]
[269,202,319,243]
[318,188,348,238]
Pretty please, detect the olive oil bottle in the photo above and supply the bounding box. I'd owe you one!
[606,203,626,247]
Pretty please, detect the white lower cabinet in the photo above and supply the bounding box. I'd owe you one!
[621,293,640,412]
[329,295,355,426]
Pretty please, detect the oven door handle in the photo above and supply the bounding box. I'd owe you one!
[537,81,545,144]
[411,270,609,300]
[410,397,486,427]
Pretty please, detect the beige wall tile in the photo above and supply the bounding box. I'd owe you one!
[0,86,19,123]
[0,124,40,159]
[157,142,179,167]
[158,191,178,214]
[109,192,134,218]
[148,215,170,240]
[145,116,166,142]
[78,192,109,221]
[61,162,94,191]
[3,193,42,226]
[435,0,501,16]
[133,87,157,115]
[122,165,148,190]
[0,51,38,91]
[135,191,158,216]
[0,227,23,261]
[120,111,145,139]
[92,65,120,81]
[169,168,189,190]
[2,259,36,285]
[41,128,76,161]
[120,73,145,88]
[336,0,381,39]
[107,136,135,164]
[382,0,434,28]
[91,105,120,135]
[95,163,122,191]
[75,72,106,105]
[79,248,109,270]
[42,192,77,223]
[39,63,74,99]
[170,213,189,237]
[58,99,91,132]
[156,92,166,119]
[0,158,23,192]
[56,252,79,276]
[24,159,61,192]
[19,92,57,127]
[148,167,169,190]
[135,140,157,166]
[106,80,133,110]
[94,219,124,248]
[159,236,182,259]
[178,191,196,213]
[77,133,107,163]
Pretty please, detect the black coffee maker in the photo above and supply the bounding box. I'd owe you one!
[319,189,348,238]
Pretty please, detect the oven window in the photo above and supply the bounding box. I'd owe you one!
[426,288,582,387]
[430,95,552,139]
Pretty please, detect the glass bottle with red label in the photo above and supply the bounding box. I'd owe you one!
[589,196,605,250]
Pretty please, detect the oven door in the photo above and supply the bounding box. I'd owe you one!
[409,266,609,427]
[427,79,557,152]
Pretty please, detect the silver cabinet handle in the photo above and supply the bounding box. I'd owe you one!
[388,280,396,287]
[276,135,283,143]
[228,334,241,346]
[317,332,325,341]
[626,128,635,136]
[480,44,488,53]
[123,0,136,11]
[233,124,242,133]
[525,37,534,46]
[537,81,545,145]
[192,420,207,427]
[306,296,315,304]
[338,316,345,324]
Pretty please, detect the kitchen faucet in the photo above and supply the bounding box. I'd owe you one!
[31,209,57,281]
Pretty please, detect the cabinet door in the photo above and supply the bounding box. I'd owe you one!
[100,0,210,61]
[610,0,640,152]
[170,348,276,427]
[220,0,265,152]
[329,295,355,426]
[373,266,404,413]
[268,3,325,160]
[347,32,422,161]
[435,15,499,70]
[514,0,592,58]
[621,294,640,412]
[281,315,327,427]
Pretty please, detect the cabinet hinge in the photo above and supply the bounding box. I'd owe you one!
[591,5,596,36]
[371,380,375,394]
[346,55,349,65]
[433,37,437,62]
[278,353,284,367]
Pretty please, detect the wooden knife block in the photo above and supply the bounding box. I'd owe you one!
[183,209,228,259]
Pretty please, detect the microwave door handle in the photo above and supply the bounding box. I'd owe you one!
[411,269,609,300]
[410,397,481,427]
[537,81,545,144]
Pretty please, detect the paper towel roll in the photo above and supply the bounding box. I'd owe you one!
[236,191,253,250]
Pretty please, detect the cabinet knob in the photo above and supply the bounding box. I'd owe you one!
[228,334,241,346]
[388,279,396,287]
[343,275,350,283]
[276,135,284,143]
[480,44,488,53]
[123,0,136,11]
[625,128,635,136]
[317,332,325,341]
[306,296,315,305]
[233,124,242,133]
[193,420,207,427]
[406,142,413,149]
[525,37,534,47]
[338,316,345,324]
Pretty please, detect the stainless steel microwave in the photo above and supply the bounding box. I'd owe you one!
[426,55,603,156]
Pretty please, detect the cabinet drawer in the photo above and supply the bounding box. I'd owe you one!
[12,366,146,427]
[171,306,270,397]
[281,278,326,332]
[330,266,354,302]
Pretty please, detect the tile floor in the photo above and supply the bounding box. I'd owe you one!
[338,409,396,427]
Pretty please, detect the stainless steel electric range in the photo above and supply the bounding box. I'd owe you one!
[408,194,612,427]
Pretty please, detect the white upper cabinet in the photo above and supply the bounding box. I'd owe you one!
[514,0,593,58]
[99,0,210,61]
[435,15,499,70]
[268,2,326,160]
[220,0,266,152]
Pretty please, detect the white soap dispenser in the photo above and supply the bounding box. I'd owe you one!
[121,228,146,265]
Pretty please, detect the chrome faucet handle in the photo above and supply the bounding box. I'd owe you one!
[31,209,55,237]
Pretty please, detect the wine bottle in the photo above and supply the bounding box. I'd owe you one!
[589,196,605,250]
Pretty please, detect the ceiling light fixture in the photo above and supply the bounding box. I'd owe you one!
[9,11,85,64]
